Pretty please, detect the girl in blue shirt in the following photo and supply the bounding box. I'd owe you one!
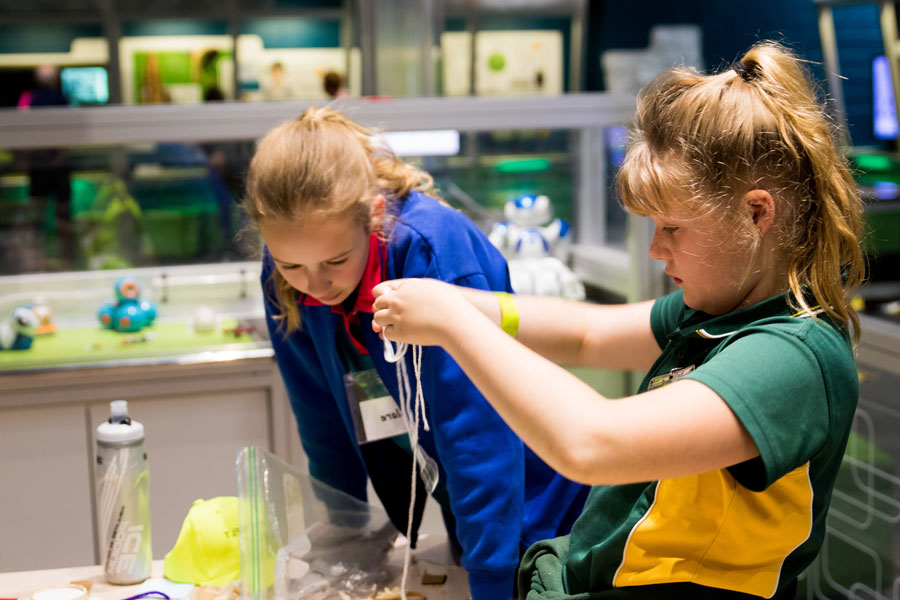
[242,107,589,600]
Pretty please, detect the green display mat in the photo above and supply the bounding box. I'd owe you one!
[0,319,257,371]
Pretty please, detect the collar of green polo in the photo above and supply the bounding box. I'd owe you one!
[670,292,799,341]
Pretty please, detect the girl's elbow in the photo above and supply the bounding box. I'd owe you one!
[557,435,614,486]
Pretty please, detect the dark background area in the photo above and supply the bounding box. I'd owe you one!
[585,0,885,148]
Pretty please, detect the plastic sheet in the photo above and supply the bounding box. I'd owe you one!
[237,446,399,600]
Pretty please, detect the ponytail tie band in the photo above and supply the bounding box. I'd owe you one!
[732,60,754,83]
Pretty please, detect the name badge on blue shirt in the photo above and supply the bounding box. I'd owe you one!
[344,368,407,443]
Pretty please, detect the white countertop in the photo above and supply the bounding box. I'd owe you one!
[0,536,470,600]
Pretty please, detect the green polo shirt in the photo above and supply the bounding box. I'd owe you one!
[520,290,858,599]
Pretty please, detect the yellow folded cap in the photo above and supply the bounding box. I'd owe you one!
[163,497,240,587]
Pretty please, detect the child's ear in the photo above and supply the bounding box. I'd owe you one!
[743,189,775,237]
[370,194,386,231]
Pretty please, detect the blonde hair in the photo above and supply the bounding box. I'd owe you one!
[618,41,865,341]
[243,106,441,333]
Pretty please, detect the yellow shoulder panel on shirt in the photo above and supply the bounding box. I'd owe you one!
[613,464,813,597]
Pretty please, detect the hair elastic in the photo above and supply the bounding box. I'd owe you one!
[120,593,171,600]
[495,292,520,338]
[732,60,754,82]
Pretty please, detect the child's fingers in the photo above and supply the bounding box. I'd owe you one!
[372,281,389,298]
[372,288,395,311]
[372,279,404,298]
[372,308,391,333]
[372,280,406,312]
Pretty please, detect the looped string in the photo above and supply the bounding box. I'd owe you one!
[382,337,430,600]
[383,337,407,363]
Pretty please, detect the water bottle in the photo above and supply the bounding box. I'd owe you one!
[96,400,152,584]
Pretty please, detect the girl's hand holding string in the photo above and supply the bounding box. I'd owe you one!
[372,278,475,347]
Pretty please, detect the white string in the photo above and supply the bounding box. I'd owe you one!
[382,338,407,363]
[382,338,430,600]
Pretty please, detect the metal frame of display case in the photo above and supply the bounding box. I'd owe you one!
[0,94,627,147]
[0,93,663,302]
[815,0,900,150]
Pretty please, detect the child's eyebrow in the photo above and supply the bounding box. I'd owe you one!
[271,247,354,266]
[324,249,354,261]
[268,252,295,266]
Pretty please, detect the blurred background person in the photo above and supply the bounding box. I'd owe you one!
[323,70,349,100]
[23,64,74,269]
[17,64,67,109]
[263,62,292,101]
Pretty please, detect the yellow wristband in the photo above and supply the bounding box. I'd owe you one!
[495,292,519,338]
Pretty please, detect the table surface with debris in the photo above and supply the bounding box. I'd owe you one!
[0,535,470,600]
[376,534,470,600]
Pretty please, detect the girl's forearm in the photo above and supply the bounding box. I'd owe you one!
[458,288,594,365]
[457,287,658,370]
[440,302,613,484]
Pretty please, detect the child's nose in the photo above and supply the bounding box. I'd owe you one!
[306,270,331,295]
[648,232,666,260]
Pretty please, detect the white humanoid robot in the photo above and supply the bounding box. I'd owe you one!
[488,194,585,300]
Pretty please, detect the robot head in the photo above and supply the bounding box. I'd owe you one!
[115,276,142,304]
[504,194,552,228]
[11,306,39,337]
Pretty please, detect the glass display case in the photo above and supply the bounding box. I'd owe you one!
[0,93,653,377]
[0,93,661,394]
[0,93,641,572]
[0,93,643,286]
[1,139,252,274]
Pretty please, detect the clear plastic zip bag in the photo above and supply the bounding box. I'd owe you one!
[237,446,399,600]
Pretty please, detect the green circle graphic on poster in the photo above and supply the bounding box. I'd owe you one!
[488,53,506,71]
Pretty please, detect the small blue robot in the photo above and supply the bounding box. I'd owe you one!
[98,276,157,333]
[0,306,40,351]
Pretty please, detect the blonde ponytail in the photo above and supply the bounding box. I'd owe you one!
[619,41,864,341]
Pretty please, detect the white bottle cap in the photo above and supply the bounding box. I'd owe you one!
[110,400,128,422]
[97,400,144,445]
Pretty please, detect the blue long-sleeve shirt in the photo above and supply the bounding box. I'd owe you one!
[262,191,588,600]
